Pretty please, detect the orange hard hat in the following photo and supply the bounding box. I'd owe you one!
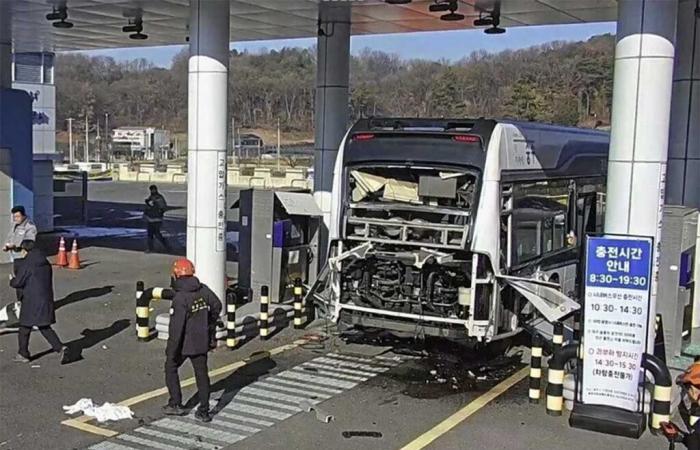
[682,363,700,387]
[172,258,195,278]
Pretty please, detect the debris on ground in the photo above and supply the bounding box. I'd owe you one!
[342,431,383,439]
[63,398,134,422]
[299,400,334,423]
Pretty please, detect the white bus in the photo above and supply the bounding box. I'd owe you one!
[312,117,609,344]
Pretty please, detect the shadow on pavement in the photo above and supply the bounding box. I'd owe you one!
[62,318,131,364]
[182,354,278,413]
[55,285,114,310]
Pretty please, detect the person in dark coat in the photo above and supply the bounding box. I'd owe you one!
[10,240,65,363]
[144,185,171,253]
[164,258,222,423]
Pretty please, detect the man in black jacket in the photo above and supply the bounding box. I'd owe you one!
[164,258,222,422]
[144,185,171,253]
[10,240,65,363]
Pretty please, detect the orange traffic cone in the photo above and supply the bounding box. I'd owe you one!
[68,239,81,270]
[56,237,68,267]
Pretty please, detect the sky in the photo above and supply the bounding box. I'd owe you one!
[81,21,616,67]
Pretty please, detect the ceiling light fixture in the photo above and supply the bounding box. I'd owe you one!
[385,0,412,4]
[474,0,506,34]
[122,10,148,40]
[441,1,464,21]
[46,4,74,29]
[429,2,451,13]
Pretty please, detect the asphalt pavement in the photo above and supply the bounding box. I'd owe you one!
[0,181,676,450]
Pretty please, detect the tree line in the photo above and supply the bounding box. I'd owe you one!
[56,33,614,139]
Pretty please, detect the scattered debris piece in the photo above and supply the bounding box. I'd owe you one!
[63,398,134,422]
[299,400,334,423]
[342,431,383,439]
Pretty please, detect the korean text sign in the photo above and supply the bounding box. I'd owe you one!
[582,236,653,411]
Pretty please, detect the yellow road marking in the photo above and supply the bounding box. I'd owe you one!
[61,419,118,437]
[399,366,529,450]
[62,339,308,436]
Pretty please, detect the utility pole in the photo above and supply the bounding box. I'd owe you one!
[277,118,281,171]
[84,114,89,163]
[67,118,74,164]
[231,116,236,165]
[104,112,110,161]
[95,117,101,162]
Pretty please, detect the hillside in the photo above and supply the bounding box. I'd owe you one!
[56,34,615,144]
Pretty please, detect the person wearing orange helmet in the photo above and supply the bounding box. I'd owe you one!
[663,363,700,449]
[163,258,222,423]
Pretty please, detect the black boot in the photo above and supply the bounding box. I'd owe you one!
[194,409,212,423]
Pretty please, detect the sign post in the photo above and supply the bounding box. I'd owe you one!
[570,234,654,438]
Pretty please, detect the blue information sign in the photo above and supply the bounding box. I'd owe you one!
[582,235,653,411]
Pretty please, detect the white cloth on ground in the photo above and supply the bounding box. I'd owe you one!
[63,398,134,422]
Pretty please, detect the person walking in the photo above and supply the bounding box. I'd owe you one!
[164,258,222,422]
[4,205,38,302]
[3,205,37,253]
[10,240,65,363]
[144,185,171,253]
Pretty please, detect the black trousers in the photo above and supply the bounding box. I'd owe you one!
[18,325,62,358]
[147,222,170,251]
[165,353,210,412]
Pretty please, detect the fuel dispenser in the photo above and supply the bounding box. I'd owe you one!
[656,205,698,366]
[237,189,321,304]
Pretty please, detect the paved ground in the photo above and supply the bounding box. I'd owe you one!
[0,181,677,450]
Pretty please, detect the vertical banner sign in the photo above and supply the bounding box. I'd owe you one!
[216,152,227,252]
[582,236,653,411]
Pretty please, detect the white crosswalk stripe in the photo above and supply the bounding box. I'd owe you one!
[226,402,292,420]
[88,352,409,449]
[314,356,391,373]
[133,426,221,450]
[215,411,275,427]
[301,361,379,377]
[262,376,343,395]
[240,386,319,405]
[254,380,333,399]
[118,433,188,450]
[291,366,368,382]
[234,395,301,412]
[156,418,245,444]
[277,370,358,389]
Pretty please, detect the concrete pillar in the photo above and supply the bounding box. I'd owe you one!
[605,0,678,350]
[0,1,11,88]
[187,0,229,302]
[668,0,700,208]
[314,2,351,256]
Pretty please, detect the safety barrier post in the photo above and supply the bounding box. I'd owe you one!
[552,322,564,354]
[573,312,581,342]
[529,334,543,404]
[135,281,149,341]
[226,291,238,349]
[293,278,304,329]
[641,353,672,433]
[546,343,579,416]
[260,285,270,340]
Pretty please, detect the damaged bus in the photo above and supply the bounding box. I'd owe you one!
[311,117,609,344]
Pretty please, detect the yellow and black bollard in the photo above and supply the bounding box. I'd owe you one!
[260,285,270,340]
[573,312,581,342]
[552,322,563,354]
[226,291,238,349]
[293,278,304,329]
[546,343,578,416]
[641,353,672,432]
[529,334,543,404]
[691,403,700,428]
[136,281,150,341]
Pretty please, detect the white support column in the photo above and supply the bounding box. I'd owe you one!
[187,0,229,302]
[314,2,351,256]
[668,0,700,208]
[605,0,678,350]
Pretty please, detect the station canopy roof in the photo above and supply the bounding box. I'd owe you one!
[5,0,617,53]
